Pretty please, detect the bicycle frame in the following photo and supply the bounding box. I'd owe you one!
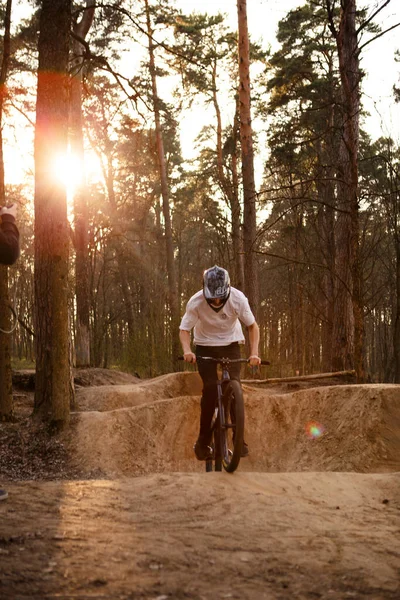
[214,360,234,423]
[178,354,269,472]
[207,361,230,471]
[200,357,248,472]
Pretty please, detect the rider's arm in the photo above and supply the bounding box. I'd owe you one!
[0,206,20,266]
[179,297,199,363]
[179,329,196,363]
[248,321,261,366]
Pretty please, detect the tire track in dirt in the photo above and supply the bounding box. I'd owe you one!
[1,472,399,599]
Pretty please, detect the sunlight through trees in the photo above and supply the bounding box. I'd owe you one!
[0,0,400,422]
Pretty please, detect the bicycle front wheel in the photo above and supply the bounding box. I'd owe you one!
[220,379,244,473]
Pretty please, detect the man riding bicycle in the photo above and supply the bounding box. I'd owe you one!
[179,265,261,461]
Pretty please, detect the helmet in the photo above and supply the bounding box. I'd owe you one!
[203,266,230,309]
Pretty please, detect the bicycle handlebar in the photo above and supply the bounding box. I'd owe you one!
[178,356,270,365]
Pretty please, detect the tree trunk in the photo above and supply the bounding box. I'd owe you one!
[231,98,244,290]
[319,200,335,372]
[394,241,400,382]
[211,62,244,288]
[330,0,364,379]
[34,0,72,428]
[70,1,95,368]
[0,266,13,419]
[316,127,336,372]
[237,0,259,316]
[0,0,13,420]
[103,151,136,337]
[145,0,179,367]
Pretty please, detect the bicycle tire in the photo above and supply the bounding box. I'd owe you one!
[220,379,244,473]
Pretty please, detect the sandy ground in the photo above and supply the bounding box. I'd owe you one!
[1,369,399,599]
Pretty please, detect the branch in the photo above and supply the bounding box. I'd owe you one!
[254,249,353,294]
[70,30,151,116]
[358,21,400,53]
[99,3,208,72]
[17,315,35,337]
[8,99,35,127]
[325,0,338,39]
[74,0,96,39]
[243,370,356,384]
[357,0,392,35]
[255,197,349,243]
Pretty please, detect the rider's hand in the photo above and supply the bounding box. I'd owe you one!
[183,351,196,363]
[248,355,261,367]
[0,204,17,219]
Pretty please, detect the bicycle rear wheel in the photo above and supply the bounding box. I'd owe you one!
[220,379,244,473]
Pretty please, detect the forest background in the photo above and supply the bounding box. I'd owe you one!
[0,0,400,427]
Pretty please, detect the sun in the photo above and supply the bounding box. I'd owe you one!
[51,147,103,210]
[52,151,84,201]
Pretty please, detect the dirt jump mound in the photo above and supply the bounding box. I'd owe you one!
[69,372,400,478]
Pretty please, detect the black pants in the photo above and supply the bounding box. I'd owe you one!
[195,342,241,439]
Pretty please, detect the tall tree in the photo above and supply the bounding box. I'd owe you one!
[237,0,259,316]
[327,0,363,378]
[263,1,341,373]
[0,0,13,420]
[70,0,95,367]
[34,0,72,427]
[144,0,179,366]
[361,137,400,382]
[172,13,246,289]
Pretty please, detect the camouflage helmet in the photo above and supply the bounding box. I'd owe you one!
[203,265,231,308]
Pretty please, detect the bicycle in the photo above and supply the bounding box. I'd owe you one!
[181,356,269,474]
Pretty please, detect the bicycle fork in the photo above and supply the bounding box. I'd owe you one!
[206,389,234,472]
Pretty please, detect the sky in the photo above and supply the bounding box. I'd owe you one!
[176,0,400,146]
[4,0,400,188]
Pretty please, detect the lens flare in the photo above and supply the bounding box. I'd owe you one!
[305,420,325,439]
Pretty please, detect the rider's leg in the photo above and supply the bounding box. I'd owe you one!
[225,342,241,381]
[193,384,217,459]
[194,346,218,459]
[197,341,240,425]
[199,384,217,441]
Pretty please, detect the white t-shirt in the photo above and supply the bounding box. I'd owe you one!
[179,287,255,347]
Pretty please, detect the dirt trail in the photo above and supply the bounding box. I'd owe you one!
[1,370,399,599]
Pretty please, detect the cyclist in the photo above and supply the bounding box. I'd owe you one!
[179,265,261,461]
[0,203,20,502]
